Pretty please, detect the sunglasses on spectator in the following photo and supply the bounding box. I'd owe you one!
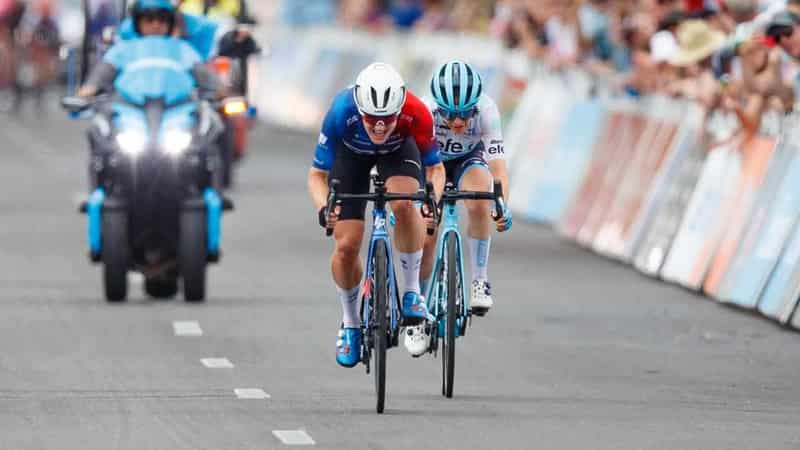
[769,26,794,44]
[437,107,477,120]
[362,113,399,127]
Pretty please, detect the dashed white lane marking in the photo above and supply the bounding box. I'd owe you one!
[201,358,234,368]
[172,321,203,336]
[233,388,270,399]
[272,430,315,446]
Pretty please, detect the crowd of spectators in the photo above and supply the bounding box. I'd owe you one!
[278,0,800,133]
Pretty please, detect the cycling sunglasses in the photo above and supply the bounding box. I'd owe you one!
[362,113,399,127]
[437,107,477,121]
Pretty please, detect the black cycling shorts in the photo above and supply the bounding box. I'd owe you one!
[329,137,423,221]
[443,143,489,187]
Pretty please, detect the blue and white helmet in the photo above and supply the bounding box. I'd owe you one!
[430,60,483,114]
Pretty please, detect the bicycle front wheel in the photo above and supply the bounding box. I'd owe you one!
[373,241,389,414]
[443,232,459,398]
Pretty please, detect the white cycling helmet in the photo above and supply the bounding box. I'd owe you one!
[353,62,406,117]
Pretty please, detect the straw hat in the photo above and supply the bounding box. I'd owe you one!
[668,20,726,67]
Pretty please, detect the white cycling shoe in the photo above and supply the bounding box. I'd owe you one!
[471,280,494,316]
[403,324,429,357]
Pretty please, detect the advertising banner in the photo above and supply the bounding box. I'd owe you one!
[758,220,800,326]
[558,108,627,239]
[626,103,704,263]
[522,99,605,223]
[715,129,799,308]
[702,135,777,297]
[593,99,680,259]
[577,110,646,246]
[660,139,743,289]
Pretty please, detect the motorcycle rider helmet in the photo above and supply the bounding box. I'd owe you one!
[353,62,406,117]
[430,60,482,116]
[131,0,177,35]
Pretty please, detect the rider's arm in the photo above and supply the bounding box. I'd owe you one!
[308,167,330,211]
[410,96,445,198]
[481,96,509,202]
[308,99,342,210]
[78,62,117,97]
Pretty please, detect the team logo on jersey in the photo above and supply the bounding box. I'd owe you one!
[440,138,466,154]
[487,141,504,155]
[346,115,359,127]
[318,133,328,146]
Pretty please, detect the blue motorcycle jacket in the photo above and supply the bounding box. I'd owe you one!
[118,12,218,61]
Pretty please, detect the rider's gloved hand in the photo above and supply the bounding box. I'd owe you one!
[420,202,438,232]
[493,206,512,232]
[318,205,341,230]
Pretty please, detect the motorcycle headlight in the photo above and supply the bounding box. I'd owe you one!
[116,131,146,156]
[162,130,193,156]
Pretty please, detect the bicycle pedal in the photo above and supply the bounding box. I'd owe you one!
[472,307,488,317]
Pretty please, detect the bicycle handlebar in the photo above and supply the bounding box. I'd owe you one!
[438,181,505,222]
[324,179,438,236]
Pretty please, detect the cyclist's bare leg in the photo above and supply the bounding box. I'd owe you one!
[332,219,364,327]
[461,166,493,286]
[332,220,365,290]
[386,175,423,252]
[386,175,424,295]
[461,166,492,239]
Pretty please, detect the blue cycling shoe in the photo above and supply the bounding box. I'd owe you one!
[336,327,362,368]
[402,292,433,325]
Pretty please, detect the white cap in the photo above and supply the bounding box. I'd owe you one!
[650,30,679,63]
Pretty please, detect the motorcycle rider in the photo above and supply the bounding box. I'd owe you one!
[74,0,223,191]
[118,0,219,61]
[76,0,221,100]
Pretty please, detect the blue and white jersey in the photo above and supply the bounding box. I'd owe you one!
[423,94,505,162]
[312,87,441,171]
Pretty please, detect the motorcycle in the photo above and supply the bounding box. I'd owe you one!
[209,55,255,188]
[62,63,233,303]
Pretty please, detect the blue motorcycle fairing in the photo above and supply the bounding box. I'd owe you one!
[160,102,197,137]
[112,102,149,135]
[118,13,218,61]
[88,188,106,256]
[203,188,222,255]
[104,36,201,106]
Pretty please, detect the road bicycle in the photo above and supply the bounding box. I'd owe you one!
[325,173,436,414]
[424,180,505,398]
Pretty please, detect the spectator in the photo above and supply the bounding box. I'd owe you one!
[413,0,448,32]
[388,0,424,29]
[279,0,336,27]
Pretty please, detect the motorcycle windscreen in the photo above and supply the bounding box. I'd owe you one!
[114,63,196,106]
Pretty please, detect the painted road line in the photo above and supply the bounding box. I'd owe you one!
[272,430,315,446]
[173,321,203,336]
[201,358,234,369]
[233,388,270,399]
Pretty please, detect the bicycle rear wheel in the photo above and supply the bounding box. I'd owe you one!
[442,232,459,398]
[373,241,389,413]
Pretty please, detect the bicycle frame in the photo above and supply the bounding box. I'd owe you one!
[362,206,401,343]
[425,200,469,336]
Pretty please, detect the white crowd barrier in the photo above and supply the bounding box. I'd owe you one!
[254,27,800,331]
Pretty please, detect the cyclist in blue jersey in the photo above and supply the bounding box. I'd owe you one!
[308,63,446,367]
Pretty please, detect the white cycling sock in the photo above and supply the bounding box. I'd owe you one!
[469,237,491,283]
[398,250,423,295]
[336,284,360,328]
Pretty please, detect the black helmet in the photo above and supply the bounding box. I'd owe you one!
[131,0,176,35]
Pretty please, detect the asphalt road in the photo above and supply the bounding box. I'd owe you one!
[0,101,799,450]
